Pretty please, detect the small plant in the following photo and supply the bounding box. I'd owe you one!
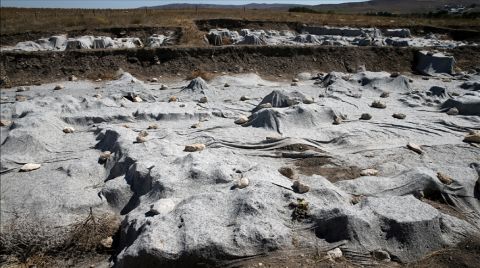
[289,198,310,221]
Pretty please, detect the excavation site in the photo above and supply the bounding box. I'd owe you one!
[1,3,480,268]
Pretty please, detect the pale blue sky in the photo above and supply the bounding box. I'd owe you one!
[1,0,367,9]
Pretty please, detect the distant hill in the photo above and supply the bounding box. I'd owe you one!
[146,3,308,10]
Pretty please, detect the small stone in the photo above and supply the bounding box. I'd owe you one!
[15,95,27,102]
[199,96,208,103]
[160,84,168,90]
[16,86,28,92]
[380,92,390,98]
[360,113,372,120]
[184,143,206,152]
[136,135,147,143]
[62,127,75,133]
[95,78,102,82]
[68,75,78,81]
[224,83,230,88]
[372,250,391,261]
[147,123,159,130]
[150,78,158,82]
[240,95,250,101]
[99,151,112,162]
[265,135,283,142]
[437,172,453,185]
[327,248,342,260]
[237,177,250,189]
[100,237,113,248]
[168,96,177,102]
[292,180,310,194]
[392,113,406,119]
[463,130,480,143]
[179,104,185,107]
[234,115,249,125]
[138,130,149,137]
[360,169,379,176]
[258,103,272,109]
[390,72,400,78]
[407,142,423,154]
[132,96,143,102]
[0,119,12,127]
[54,84,64,90]
[292,78,299,82]
[20,163,41,172]
[333,116,342,125]
[191,122,201,129]
[446,107,459,115]
[451,92,460,97]
[291,82,298,86]
[278,167,296,179]
[93,94,102,98]
[371,100,386,109]
[303,97,314,104]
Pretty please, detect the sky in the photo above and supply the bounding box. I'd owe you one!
[1,0,367,9]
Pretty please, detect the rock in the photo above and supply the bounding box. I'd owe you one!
[99,151,112,162]
[463,130,480,143]
[240,95,250,101]
[136,135,147,143]
[100,237,113,248]
[93,94,102,98]
[0,119,12,127]
[138,130,149,137]
[20,163,41,172]
[54,84,64,90]
[16,86,28,92]
[132,96,143,103]
[392,113,406,119]
[184,143,206,152]
[258,103,272,109]
[360,169,379,176]
[278,167,296,179]
[380,92,390,98]
[371,100,386,109]
[333,116,342,125]
[168,96,177,102]
[292,78,300,82]
[360,113,372,120]
[68,75,78,81]
[62,127,75,133]
[160,85,168,90]
[95,78,102,82]
[291,82,298,86]
[292,180,310,194]
[234,115,249,125]
[15,95,27,102]
[237,177,250,189]
[224,83,230,88]
[437,172,453,185]
[147,124,159,130]
[191,123,201,129]
[390,72,400,78]
[407,142,423,154]
[150,78,158,82]
[303,97,314,104]
[372,250,391,261]
[327,248,342,260]
[265,135,283,142]
[199,96,208,103]
[446,107,459,115]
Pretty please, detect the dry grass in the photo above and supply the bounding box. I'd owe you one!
[1,7,479,46]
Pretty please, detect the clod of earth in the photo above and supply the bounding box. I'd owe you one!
[437,172,453,185]
[380,92,390,98]
[407,142,423,154]
[360,113,372,120]
[371,100,387,109]
[169,96,177,102]
[292,180,310,194]
[463,130,480,143]
[237,177,250,189]
[62,127,75,133]
[0,119,12,127]
[392,113,406,119]
[446,107,459,115]
[54,84,64,90]
[19,163,41,172]
[184,143,206,152]
[360,169,379,176]
[278,166,296,179]
[136,135,147,143]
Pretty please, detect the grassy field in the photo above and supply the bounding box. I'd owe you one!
[1,7,479,46]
